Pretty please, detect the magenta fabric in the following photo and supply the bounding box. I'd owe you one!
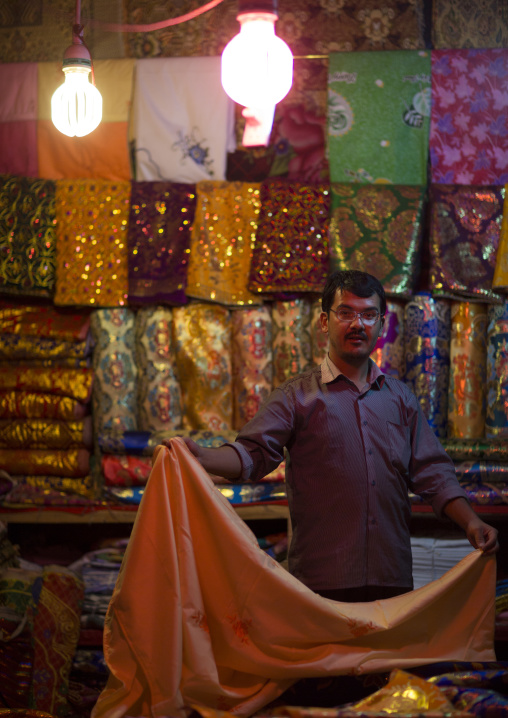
[0,62,37,122]
[430,49,508,185]
[0,121,38,177]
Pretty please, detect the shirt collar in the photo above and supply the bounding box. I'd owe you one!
[321,354,385,388]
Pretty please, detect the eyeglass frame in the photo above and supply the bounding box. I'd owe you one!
[329,307,384,326]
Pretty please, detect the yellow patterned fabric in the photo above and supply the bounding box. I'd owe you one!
[0,390,87,420]
[448,302,488,440]
[493,185,508,292]
[2,474,96,503]
[173,303,232,430]
[0,418,92,450]
[0,366,93,402]
[187,181,262,306]
[0,449,90,478]
[54,180,130,307]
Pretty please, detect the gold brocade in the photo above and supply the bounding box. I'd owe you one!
[493,184,508,291]
[271,300,313,388]
[0,419,91,450]
[187,181,262,306]
[173,303,232,430]
[18,475,95,500]
[310,298,328,365]
[448,302,488,440]
[0,334,89,361]
[0,367,93,403]
[0,391,87,420]
[0,449,90,477]
[54,179,130,307]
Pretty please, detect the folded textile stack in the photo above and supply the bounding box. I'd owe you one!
[0,303,96,506]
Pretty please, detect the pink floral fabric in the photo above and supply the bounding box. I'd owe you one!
[430,49,508,185]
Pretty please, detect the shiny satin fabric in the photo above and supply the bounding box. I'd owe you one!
[486,303,508,439]
[447,302,488,440]
[92,439,495,718]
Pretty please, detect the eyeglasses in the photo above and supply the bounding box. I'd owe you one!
[329,307,383,325]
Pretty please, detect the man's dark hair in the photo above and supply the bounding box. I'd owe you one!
[321,270,386,316]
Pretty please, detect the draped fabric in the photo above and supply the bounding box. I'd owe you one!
[231,306,273,431]
[403,294,451,439]
[429,185,505,303]
[432,0,508,48]
[447,302,488,440]
[173,304,233,430]
[0,63,37,177]
[430,50,508,185]
[90,309,138,435]
[271,299,313,388]
[0,175,56,297]
[371,300,405,379]
[134,306,183,432]
[187,181,262,306]
[131,57,235,183]
[54,179,131,307]
[127,181,196,305]
[493,185,508,293]
[329,185,424,297]
[92,439,496,718]
[37,60,134,182]
[485,303,508,439]
[248,181,330,295]
[328,51,431,185]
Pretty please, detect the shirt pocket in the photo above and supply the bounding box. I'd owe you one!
[386,420,411,475]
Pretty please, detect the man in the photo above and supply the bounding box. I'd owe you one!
[171,270,498,601]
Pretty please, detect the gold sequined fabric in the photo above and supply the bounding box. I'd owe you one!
[0,366,93,403]
[54,179,130,307]
[271,299,313,388]
[231,306,273,431]
[448,302,488,440]
[0,418,91,450]
[173,303,232,430]
[134,306,183,432]
[329,184,425,298]
[187,181,262,306]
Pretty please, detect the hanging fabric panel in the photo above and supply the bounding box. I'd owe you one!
[486,303,508,439]
[272,299,313,388]
[447,302,488,440]
[0,63,38,177]
[403,293,451,438]
[371,300,405,379]
[173,303,232,430]
[134,306,183,432]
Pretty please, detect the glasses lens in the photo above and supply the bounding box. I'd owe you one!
[362,311,379,324]
[335,309,379,324]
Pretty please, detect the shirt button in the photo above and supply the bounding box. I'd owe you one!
[363,420,368,426]
[368,449,373,455]
[371,480,376,486]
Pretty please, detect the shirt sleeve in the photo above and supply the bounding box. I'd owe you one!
[225,386,296,483]
[406,388,469,518]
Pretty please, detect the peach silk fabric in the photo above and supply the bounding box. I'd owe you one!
[92,438,496,718]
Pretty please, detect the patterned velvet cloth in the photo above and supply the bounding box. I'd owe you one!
[127,181,196,305]
[54,180,131,307]
[329,185,425,298]
[187,181,262,306]
[429,185,505,303]
[248,181,330,295]
[430,50,508,185]
[0,175,56,297]
[403,294,451,439]
[134,306,183,432]
[432,0,508,48]
[447,302,488,440]
[328,51,431,185]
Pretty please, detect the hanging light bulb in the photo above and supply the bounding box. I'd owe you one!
[221,0,293,110]
[51,6,102,138]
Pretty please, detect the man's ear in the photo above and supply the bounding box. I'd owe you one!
[320,311,329,334]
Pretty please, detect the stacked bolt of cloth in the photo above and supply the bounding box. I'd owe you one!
[0,303,95,505]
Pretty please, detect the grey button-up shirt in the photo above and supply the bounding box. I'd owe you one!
[228,357,468,592]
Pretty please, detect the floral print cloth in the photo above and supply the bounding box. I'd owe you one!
[430,49,508,185]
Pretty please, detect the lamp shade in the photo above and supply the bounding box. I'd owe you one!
[51,63,102,138]
[221,12,293,109]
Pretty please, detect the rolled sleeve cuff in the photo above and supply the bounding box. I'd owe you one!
[431,485,470,520]
[224,441,254,482]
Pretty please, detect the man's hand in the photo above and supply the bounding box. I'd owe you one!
[465,517,499,555]
[160,437,242,481]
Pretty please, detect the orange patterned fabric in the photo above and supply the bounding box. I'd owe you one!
[93,439,496,718]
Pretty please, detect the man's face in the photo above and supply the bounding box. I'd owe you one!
[320,289,384,366]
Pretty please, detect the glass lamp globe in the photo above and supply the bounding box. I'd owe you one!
[221,10,293,109]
